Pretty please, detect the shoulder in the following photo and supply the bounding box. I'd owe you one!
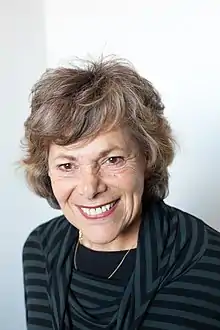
[166,201,220,234]
[23,214,66,245]
[23,214,76,256]
[163,201,219,233]
[202,221,220,261]
[159,202,220,289]
[170,207,220,292]
[163,201,220,255]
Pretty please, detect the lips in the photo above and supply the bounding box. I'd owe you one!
[77,199,119,219]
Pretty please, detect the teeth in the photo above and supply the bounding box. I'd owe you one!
[90,209,96,215]
[101,206,107,213]
[81,201,116,216]
[96,207,102,214]
[105,204,111,211]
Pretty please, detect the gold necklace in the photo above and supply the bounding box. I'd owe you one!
[73,231,132,279]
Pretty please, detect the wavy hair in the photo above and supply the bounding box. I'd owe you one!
[21,57,175,209]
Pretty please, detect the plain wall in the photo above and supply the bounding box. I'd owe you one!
[0,1,220,329]
[45,0,220,227]
[0,1,56,329]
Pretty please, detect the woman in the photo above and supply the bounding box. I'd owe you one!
[22,57,220,330]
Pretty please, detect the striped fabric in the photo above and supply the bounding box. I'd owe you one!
[68,270,129,329]
[23,201,220,330]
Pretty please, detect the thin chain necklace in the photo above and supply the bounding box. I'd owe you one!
[73,231,132,279]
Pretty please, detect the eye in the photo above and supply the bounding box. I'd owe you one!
[106,156,125,166]
[57,163,74,171]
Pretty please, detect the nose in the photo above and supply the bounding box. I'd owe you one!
[77,167,107,199]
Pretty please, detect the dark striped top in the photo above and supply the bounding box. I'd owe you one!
[23,201,220,330]
[67,245,136,329]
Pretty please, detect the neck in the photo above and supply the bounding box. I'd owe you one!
[79,218,141,252]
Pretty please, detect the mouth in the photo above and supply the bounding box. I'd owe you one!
[77,199,119,219]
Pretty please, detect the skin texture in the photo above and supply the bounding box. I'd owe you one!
[48,127,146,251]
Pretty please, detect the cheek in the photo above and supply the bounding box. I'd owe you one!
[50,178,75,202]
[112,167,145,196]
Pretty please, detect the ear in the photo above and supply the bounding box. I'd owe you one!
[47,162,52,178]
[48,169,51,178]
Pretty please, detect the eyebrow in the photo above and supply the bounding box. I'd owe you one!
[53,147,125,162]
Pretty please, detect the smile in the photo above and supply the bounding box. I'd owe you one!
[78,200,119,218]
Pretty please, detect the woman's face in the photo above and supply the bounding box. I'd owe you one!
[48,127,146,250]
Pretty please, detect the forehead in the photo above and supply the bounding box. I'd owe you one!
[48,128,137,161]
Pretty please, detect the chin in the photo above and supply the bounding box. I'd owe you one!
[85,228,120,246]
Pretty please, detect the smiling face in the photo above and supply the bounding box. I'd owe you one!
[48,127,146,251]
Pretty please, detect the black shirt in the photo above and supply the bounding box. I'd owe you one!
[76,243,136,281]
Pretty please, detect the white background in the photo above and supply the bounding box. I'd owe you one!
[0,0,220,329]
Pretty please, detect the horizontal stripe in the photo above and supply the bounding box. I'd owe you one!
[27,304,51,314]
[186,269,220,281]
[27,317,52,328]
[163,279,220,296]
[73,271,125,292]
[153,295,220,316]
[158,286,220,305]
[142,319,193,330]
[148,307,220,327]
[70,283,118,301]
[27,311,51,322]
[28,298,50,307]
[23,260,46,268]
